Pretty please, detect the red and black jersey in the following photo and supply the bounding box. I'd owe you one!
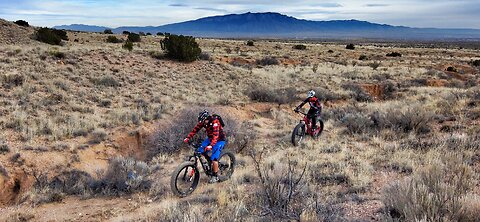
[186,116,226,146]
[297,96,322,111]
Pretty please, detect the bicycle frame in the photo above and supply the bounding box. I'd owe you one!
[297,111,320,136]
[187,144,215,176]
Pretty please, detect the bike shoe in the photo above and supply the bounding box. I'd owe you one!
[208,176,220,184]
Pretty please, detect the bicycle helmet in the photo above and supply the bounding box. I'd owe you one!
[307,90,315,98]
[198,110,209,122]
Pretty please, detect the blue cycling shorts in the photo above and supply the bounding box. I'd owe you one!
[198,137,226,161]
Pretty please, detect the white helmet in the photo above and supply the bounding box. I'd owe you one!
[307,90,315,98]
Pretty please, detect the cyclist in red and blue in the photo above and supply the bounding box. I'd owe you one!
[294,90,322,130]
[184,110,226,183]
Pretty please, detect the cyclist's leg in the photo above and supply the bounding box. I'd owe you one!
[308,109,317,129]
[210,141,226,161]
[198,137,210,154]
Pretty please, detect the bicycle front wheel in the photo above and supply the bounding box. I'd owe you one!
[170,162,200,197]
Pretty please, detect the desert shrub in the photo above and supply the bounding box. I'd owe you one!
[251,152,310,220]
[127,33,141,42]
[89,128,107,144]
[148,51,163,59]
[106,36,122,43]
[0,162,8,177]
[228,121,256,154]
[199,52,212,61]
[256,56,279,66]
[327,49,334,53]
[383,154,476,221]
[14,20,29,27]
[369,61,381,70]
[30,157,152,202]
[342,83,372,102]
[340,113,373,134]
[95,75,120,87]
[358,55,368,60]
[314,87,346,101]
[122,31,130,35]
[160,34,201,62]
[0,143,9,154]
[472,59,480,67]
[146,32,152,36]
[372,105,433,134]
[1,73,24,88]
[446,66,457,72]
[245,85,297,104]
[48,50,65,59]
[95,157,152,194]
[103,29,113,34]
[51,29,68,40]
[139,32,146,36]
[156,32,164,36]
[34,28,62,45]
[346,44,355,50]
[246,40,254,46]
[293,44,307,50]
[122,41,133,51]
[386,52,402,57]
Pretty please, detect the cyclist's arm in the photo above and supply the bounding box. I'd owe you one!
[296,98,308,110]
[186,122,203,140]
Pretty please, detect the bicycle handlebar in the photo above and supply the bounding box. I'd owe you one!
[294,110,308,115]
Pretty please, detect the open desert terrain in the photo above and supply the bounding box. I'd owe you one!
[0,19,479,221]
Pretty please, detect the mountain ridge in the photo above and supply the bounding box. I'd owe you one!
[53,12,480,40]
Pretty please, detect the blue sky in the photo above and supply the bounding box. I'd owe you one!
[0,0,479,29]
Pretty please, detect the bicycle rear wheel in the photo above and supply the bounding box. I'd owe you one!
[218,150,236,182]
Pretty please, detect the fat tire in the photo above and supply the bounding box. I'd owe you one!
[218,149,236,182]
[170,161,200,197]
[291,123,305,146]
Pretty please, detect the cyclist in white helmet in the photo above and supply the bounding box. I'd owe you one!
[294,90,322,130]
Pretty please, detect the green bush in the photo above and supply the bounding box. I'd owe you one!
[35,28,62,45]
[122,31,130,35]
[160,34,201,62]
[103,29,113,34]
[106,36,122,43]
[293,44,307,50]
[127,33,141,42]
[358,55,368,60]
[139,32,146,36]
[386,52,402,57]
[346,44,355,50]
[246,40,254,46]
[146,32,152,36]
[472,60,480,67]
[256,57,279,66]
[446,66,457,72]
[52,29,68,40]
[14,20,29,27]
[122,41,133,51]
[156,32,164,36]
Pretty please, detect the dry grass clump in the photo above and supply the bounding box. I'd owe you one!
[382,153,478,221]
[252,153,310,220]
[256,56,279,66]
[245,85,297,104]
[26,157,153,204]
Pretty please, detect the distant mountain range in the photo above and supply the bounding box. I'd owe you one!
[53,12,480,40]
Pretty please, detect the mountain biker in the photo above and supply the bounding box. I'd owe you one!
[294,90,322,131]
[184,110,226,183]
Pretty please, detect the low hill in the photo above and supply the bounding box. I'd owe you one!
[0,19,34,44]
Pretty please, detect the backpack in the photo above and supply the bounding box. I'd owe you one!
[211,114,225,127]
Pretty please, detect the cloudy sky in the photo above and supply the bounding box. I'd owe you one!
[0,0,479,29]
